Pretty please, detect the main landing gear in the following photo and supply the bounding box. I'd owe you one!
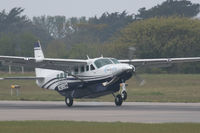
[113,82,128,106]
[65,97,73,107]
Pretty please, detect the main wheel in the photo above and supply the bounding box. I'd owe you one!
[122,91,127,101]
[115,94,123,106]
[65,97,73,107]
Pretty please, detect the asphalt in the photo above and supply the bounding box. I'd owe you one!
[0,101,200,123]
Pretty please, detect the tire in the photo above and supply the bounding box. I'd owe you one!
[65,97,73,107]
[115,94,123,106]
[122,91,127,101]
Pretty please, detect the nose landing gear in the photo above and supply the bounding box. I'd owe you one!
[121,82,127,101]
[121,91,127,101]
[113,82,128,106]
[114,94,123,106]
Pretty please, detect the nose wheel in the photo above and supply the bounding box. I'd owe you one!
[115,94,123,106]
[65,97,73,107]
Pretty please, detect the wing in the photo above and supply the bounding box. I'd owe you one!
[119,57,200,68]
[0,56,87,71]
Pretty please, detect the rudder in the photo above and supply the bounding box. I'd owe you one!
[34,41,44,62]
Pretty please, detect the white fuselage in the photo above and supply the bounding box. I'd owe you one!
[35,57,134,91]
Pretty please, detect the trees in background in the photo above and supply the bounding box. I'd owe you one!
[0,8,30,33]
[1,0,200,73]
[105,17,200,73]
[33,11,134,46]
[45,40,68,58]
[0,7,51,57]
[136,0,200,19]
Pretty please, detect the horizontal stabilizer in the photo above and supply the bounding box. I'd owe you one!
[0,77,44,80]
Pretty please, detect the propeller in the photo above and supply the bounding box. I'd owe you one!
[128,47,136,64]
[132,72,146,86]
[128,46,145,86]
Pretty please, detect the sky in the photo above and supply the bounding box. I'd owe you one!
[1,0,200,19]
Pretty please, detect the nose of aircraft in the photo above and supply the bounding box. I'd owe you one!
[116,64,135,75]
[124,64,135,72]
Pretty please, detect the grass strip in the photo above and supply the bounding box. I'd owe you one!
[0,121,200,133]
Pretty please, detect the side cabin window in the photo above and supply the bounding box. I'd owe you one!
[64,73,67,78]
[57,73,67,79]
[73,65,94,74]
[74,67,79,74]
[60,73,64,78]
[57,74,60,79]
[81,66,85,72]
[86,65,89,71]
[90,64,95,71]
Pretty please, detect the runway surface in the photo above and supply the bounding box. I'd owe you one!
[0,101,200,123]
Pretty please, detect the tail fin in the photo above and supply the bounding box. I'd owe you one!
[34,41,62,88]
[34,41,44,62]
[34,41,45,79]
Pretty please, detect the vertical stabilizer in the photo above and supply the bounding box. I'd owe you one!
[34,41,44,62]
[34,41,45,79]
[33,41,64,89]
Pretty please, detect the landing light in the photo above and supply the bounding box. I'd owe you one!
[120,83,128,87]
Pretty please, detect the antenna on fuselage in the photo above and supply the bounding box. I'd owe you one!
[86,55,90,59]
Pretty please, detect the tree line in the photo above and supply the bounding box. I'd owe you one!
[0,0,200,73]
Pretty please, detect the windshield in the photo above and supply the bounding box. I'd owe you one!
[110,58,119,64]
[94,58,113,68]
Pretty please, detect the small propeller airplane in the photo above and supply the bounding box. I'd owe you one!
[0,41,200,107]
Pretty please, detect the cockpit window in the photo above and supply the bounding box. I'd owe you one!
[94,58,113,68]
[110,58,119,64]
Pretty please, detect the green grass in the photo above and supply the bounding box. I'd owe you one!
[0,72,200,102]
[0,121,200,133]
[0,72,64,101]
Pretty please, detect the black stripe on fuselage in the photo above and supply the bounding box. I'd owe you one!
[46,75,113,90]
[46,79,68,89]
[41,78,58,88]
[42,75,112,89]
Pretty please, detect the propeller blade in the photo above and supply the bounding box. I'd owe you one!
[128,47,136,62]
[133,72,145,86]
